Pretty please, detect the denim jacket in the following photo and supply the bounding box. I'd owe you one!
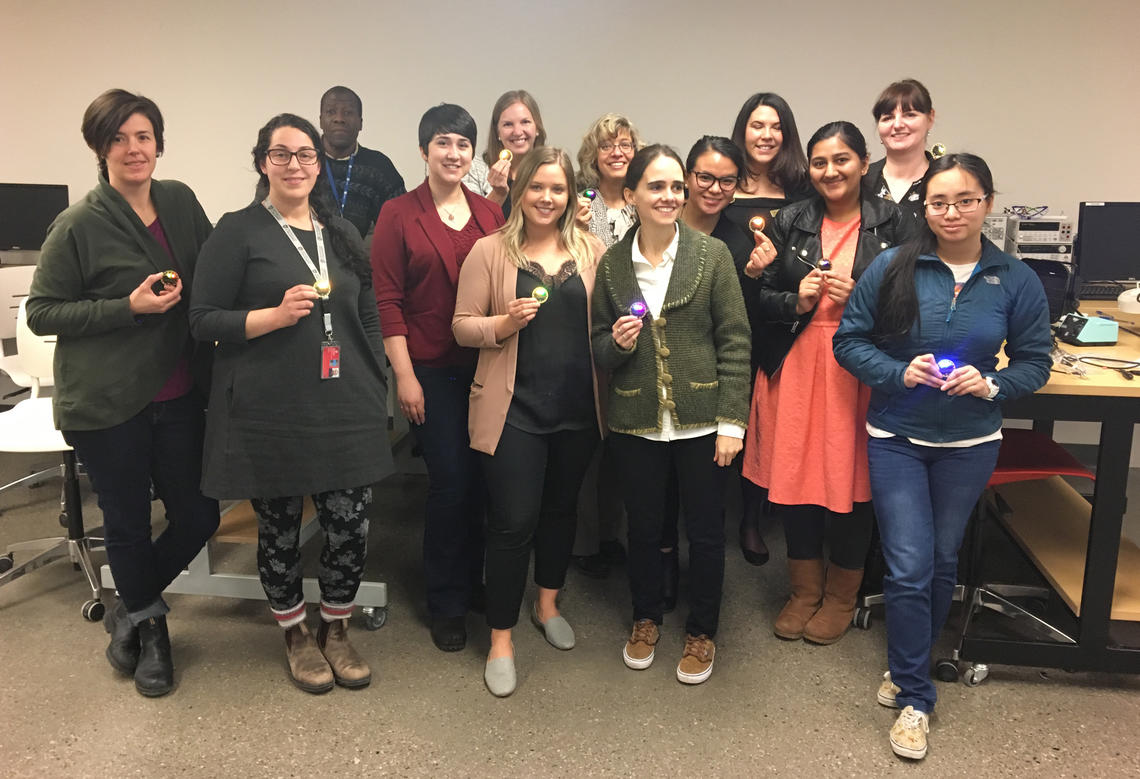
[833,238,1053,443]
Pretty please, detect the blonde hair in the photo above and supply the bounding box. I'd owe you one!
[501,147,597,271]
[576,113,642,189]
[482,90,547,166]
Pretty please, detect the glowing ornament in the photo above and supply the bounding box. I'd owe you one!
[629,301,648,318]
[532,286,549,304]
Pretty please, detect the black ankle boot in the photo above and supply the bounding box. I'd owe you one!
[103,599,140,675]
[662,548,680,613]
[135,616,174,697]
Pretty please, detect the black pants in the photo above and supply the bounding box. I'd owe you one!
[481,424,597,630]
[64,393,220,621]
[610,432,728,638]
[412,363,485,619]
[251,486,371,617]
[777,501,874,570]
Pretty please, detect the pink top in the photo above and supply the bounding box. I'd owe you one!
[742,216,871,512]
[146,218,193,402]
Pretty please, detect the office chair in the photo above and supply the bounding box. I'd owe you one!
[0,299,104,621]
[0,265,42,400]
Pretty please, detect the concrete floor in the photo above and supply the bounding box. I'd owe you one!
[2,450,1140,778]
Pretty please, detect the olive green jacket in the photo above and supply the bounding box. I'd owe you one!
[26,178,212,430]
[590,222,751,436]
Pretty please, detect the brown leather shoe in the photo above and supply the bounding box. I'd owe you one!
[284,622,334,694]
[773,558,825,639]
[804,565,864,645]
[317,618,372,688]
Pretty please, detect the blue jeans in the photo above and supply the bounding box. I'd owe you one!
[64,393,220,622]
[867,435,1000,713]
[412,363,485,619]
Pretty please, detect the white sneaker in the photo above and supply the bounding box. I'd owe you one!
[890,706,930,760]
[877,670,900,708]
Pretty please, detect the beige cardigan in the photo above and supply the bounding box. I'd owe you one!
[453,231,606,455]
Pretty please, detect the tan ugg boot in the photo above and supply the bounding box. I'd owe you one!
[317,618,372,688]
[803,565,864,645]
[773,558,825,639]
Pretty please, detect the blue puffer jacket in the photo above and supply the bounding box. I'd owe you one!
[833,237,1052,443]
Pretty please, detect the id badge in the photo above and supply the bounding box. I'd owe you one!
[320,340,341,380]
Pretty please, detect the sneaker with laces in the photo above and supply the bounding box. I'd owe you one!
[623,619,659,670]
[676,634,715,684]
[878,670,900,708]
[890,706,930,759]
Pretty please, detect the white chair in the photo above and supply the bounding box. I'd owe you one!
[0,264,40,397]
[0,298,103,621]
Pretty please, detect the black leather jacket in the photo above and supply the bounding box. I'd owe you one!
[754,194,916,378]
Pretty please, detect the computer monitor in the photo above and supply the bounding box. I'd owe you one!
[1075,201,1140,282]
[0,183,70,250]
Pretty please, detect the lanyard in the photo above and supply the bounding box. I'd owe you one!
[262,200,333,339]
[323,152,355,215]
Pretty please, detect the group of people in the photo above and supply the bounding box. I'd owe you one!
[26,79,1053,762]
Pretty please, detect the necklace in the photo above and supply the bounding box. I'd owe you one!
[435,193,466,222]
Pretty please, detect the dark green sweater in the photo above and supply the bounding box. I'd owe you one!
[590,222,751,436]
[26,178,212,430]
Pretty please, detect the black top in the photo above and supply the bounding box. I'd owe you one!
[712,214,764,379]
[315,145,406,239]
[861,152,933,223]
[189,204,393,498]
[506,262,594,434]
[723,185,813,236]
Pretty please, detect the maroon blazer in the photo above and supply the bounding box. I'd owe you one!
[371,180,504,366]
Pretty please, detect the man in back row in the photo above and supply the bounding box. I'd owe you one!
[316,85,406,246]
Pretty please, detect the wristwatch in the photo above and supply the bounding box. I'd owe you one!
[984,376,1000,400]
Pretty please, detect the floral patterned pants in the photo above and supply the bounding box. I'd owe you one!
[251,486,371,613]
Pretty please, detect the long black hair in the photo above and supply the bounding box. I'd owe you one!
[875,152,995,339]
[730,92,809,196]
[252,113,371,283]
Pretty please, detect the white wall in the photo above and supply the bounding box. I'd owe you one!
[2,0,1137,223]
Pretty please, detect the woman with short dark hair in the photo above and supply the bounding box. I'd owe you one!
[372,104,505,653]
[190,113,392,694]
[27,88,220,697]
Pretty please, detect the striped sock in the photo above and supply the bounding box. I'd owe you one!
[320,600,354,623]
[271,601,307,629]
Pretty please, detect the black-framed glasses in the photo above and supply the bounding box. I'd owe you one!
[691,171,739,192]
[266,147,320,166]
[598,140,635,154]
[924,197,986,216]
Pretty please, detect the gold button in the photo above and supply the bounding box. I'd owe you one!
[655,317,666,327]
[662,373,673,385]
[663,400,676,411]
[658,347,670,357]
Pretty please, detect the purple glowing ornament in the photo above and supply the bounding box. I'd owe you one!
[629,301,648,318]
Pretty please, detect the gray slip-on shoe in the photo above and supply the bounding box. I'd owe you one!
[531,602,575,650]
[484,654,517,697]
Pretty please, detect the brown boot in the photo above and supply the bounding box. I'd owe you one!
[284,621,334,694]
[803,565,864,645]
[317,618,372,688]
[773,559,824,639]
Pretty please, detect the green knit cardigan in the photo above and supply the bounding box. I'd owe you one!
[590,222,751,436]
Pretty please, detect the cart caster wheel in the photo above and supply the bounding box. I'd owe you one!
[82,599,105,622]
[0,553,13,574]
[934,658,959,682]
[361,606,387,630]
[852,607,872,630]
[963,664,989,686]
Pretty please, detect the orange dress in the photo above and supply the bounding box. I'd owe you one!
[742,216,871,512]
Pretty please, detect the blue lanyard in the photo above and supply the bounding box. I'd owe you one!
[324,152,355,214]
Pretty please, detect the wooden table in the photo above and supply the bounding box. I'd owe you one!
[958,304,1140,673]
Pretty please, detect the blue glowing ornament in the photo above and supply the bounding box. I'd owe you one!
[629,301,648,318]
[936,358,956,379]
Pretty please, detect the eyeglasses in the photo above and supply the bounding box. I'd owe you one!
[598,140,635,154]
[266,147,320,166]
[924,197,986,216]
[691,171,739,192]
